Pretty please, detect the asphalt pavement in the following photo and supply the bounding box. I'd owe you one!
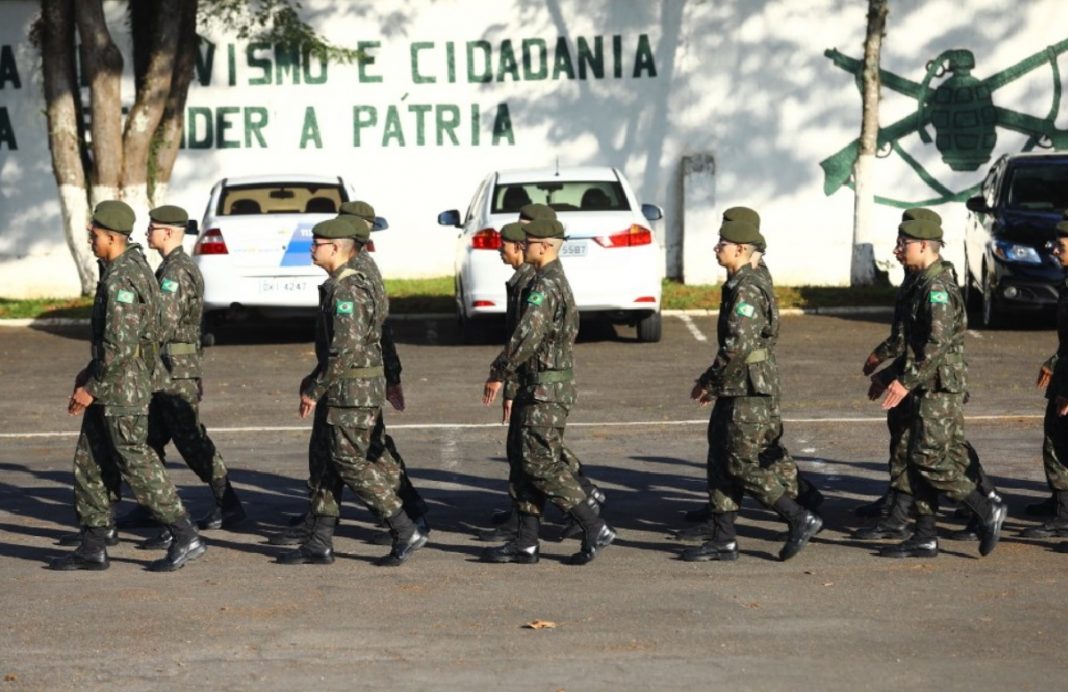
[0,313,1065,690]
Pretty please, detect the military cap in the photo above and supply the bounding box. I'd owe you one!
[336,215,372,242]
[92,200,135,234]
[719,220,761,245]
[902,207,942,224]
[500,221,526,243]
[519,203,557,221]
[723,206,761,229]
[313,217,363,240]
[339,200,376,221]
[149,204,188,227]
[1056,220,1068,237]
[752,231,768,253]
[898,219,943,241]
[524,218,565,239]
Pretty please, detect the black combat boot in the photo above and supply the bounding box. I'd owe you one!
[268,511,315,545]
[278,516,336,565]
[673,506,716,541]
[49,525,111,571]
[478,508,519,542]
[963,488,1007,556]
[796,478,825,511]
[879,515,939,558]
[854,490,890,518]
[58,524,119,547]
[1021,490,1068,538]
[481,513,541,564]
[197,477,247,530]
[567,500,616,566]
[148,516,206,572]
[556,494,601,542]
[684,504,712,523]
[681,512,739,562]
[115,503,158,529]
[854,491,913,540]
[376,509,428,567]
[138,527,174,550]
[775,495,822,561]
[1026,493,1057,517]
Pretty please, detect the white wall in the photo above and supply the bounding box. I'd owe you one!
[1,0,1066,296]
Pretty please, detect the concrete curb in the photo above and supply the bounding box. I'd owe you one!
[663,306,894,317]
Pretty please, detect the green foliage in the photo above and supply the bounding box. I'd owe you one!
[200,0,362,63]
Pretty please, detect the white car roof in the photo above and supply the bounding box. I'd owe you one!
[495,167,621,184]
[220,174,343,186]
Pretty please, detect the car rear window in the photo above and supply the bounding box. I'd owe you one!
[217,183,348,215]
[1005,164,1068,211]
[491,181,630,213]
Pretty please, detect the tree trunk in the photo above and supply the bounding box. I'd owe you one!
[74,0,123,207]
[850,0,888,287]
[40,0,95,294]
[151,0,199,203]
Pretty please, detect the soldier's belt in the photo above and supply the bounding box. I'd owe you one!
[744,348,768,364]
[529,369,573,384]
[162,342,198,356]
[341,365,385,379]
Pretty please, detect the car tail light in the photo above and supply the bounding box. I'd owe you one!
[472,300,496,307]
[634,296,657,303]
[593,225,653,248]
[194,228,228,255]
[471,228,501,250]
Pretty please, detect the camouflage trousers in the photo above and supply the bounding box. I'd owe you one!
[507,401,587,514]
[148,378,227,485]
[707,396,793,513]
[1042,397,1068,492]
[906,391,980,516]
[73,405,186,528]
[309,405,404,519]
[886,394,916,495]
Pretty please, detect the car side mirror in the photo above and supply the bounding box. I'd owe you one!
[965,195,989,214]
[185,219,199,236]
[437,209,461,227]
[641,203,663,221]
[372,216,389,232]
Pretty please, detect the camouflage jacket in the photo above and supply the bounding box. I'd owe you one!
[156,246,204,379]
[502,262,536,400]
[354,250,402,386]
[871,269,920,365]
[303,255,385,408]
[84,244,163,413]
[1046,275,1068,400]
[897,259,967,394]
[489,259,578,409]
[697,264,778,398]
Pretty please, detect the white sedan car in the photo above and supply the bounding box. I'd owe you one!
[437,167,665,342]
[190,174,384,338]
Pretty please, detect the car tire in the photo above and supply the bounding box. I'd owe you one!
[201,312,222,347]
[980,266,1003,329]
[636,311,662,343]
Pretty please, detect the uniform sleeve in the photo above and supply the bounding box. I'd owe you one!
[84,277,144,400]
[307,282,370,401]
[382,320,402,386]
[698,283,767,392]
[898,278,957,391]
[489,281,553,381]
[156,265,191,345]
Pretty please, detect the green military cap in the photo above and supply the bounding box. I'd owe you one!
[313,217,363,240]
[148,204,188,227]
[519,203,557,221]
[500,221,526,243]
[898,219,943,241]
[524,218,565,239]
[902,207,942,224]
[752,231,767,253]
[92,200,135,234]
[723,206,761,229]
[336,215,372,242]
[339,200,376,221]
[719,220,760,245]
[1056,220,1068,237]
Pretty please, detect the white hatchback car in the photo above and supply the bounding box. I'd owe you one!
[437,167,665,342]
[191,174,383,337]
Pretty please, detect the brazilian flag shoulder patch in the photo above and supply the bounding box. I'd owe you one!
[116,289,135,304]
[735,301,756,318]
[160,278,179,293]
[929,290,949,304]
[336,300,354,315]
[527,291,545,306]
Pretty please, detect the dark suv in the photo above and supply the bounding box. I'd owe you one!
[963,151,1068,327]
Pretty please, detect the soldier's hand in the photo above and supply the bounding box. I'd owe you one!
[862,353,881,376]
[867,376,887,401]
[1037,366,1053,389]
[298,394,316,419]
[483,380,503,406]
[881,380,909,410]
[68,386,93,415]
[1057,396,1068,417]
[386,384,406,412]
[73,367,89,389]
[502,398,513,424]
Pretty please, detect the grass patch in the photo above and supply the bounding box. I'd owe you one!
[384,276,455,314]
[0,296,93,319]
[662,280,896,311]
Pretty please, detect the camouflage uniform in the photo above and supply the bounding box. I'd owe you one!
[148,246,227,484]
[304,256,404,520]
[74,244,187,528]
[1040,275,1068,491]
[490,259,587,513]
[697,264,792,511]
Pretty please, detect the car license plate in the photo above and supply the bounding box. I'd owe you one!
[259,278,310,293]
[561,241,587,257]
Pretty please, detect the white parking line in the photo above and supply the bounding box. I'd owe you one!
[0,414,1041,440]
[677,314,708,342]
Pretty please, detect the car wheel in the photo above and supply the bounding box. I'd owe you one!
[636,311,662,343]
[980,266,1002,329]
